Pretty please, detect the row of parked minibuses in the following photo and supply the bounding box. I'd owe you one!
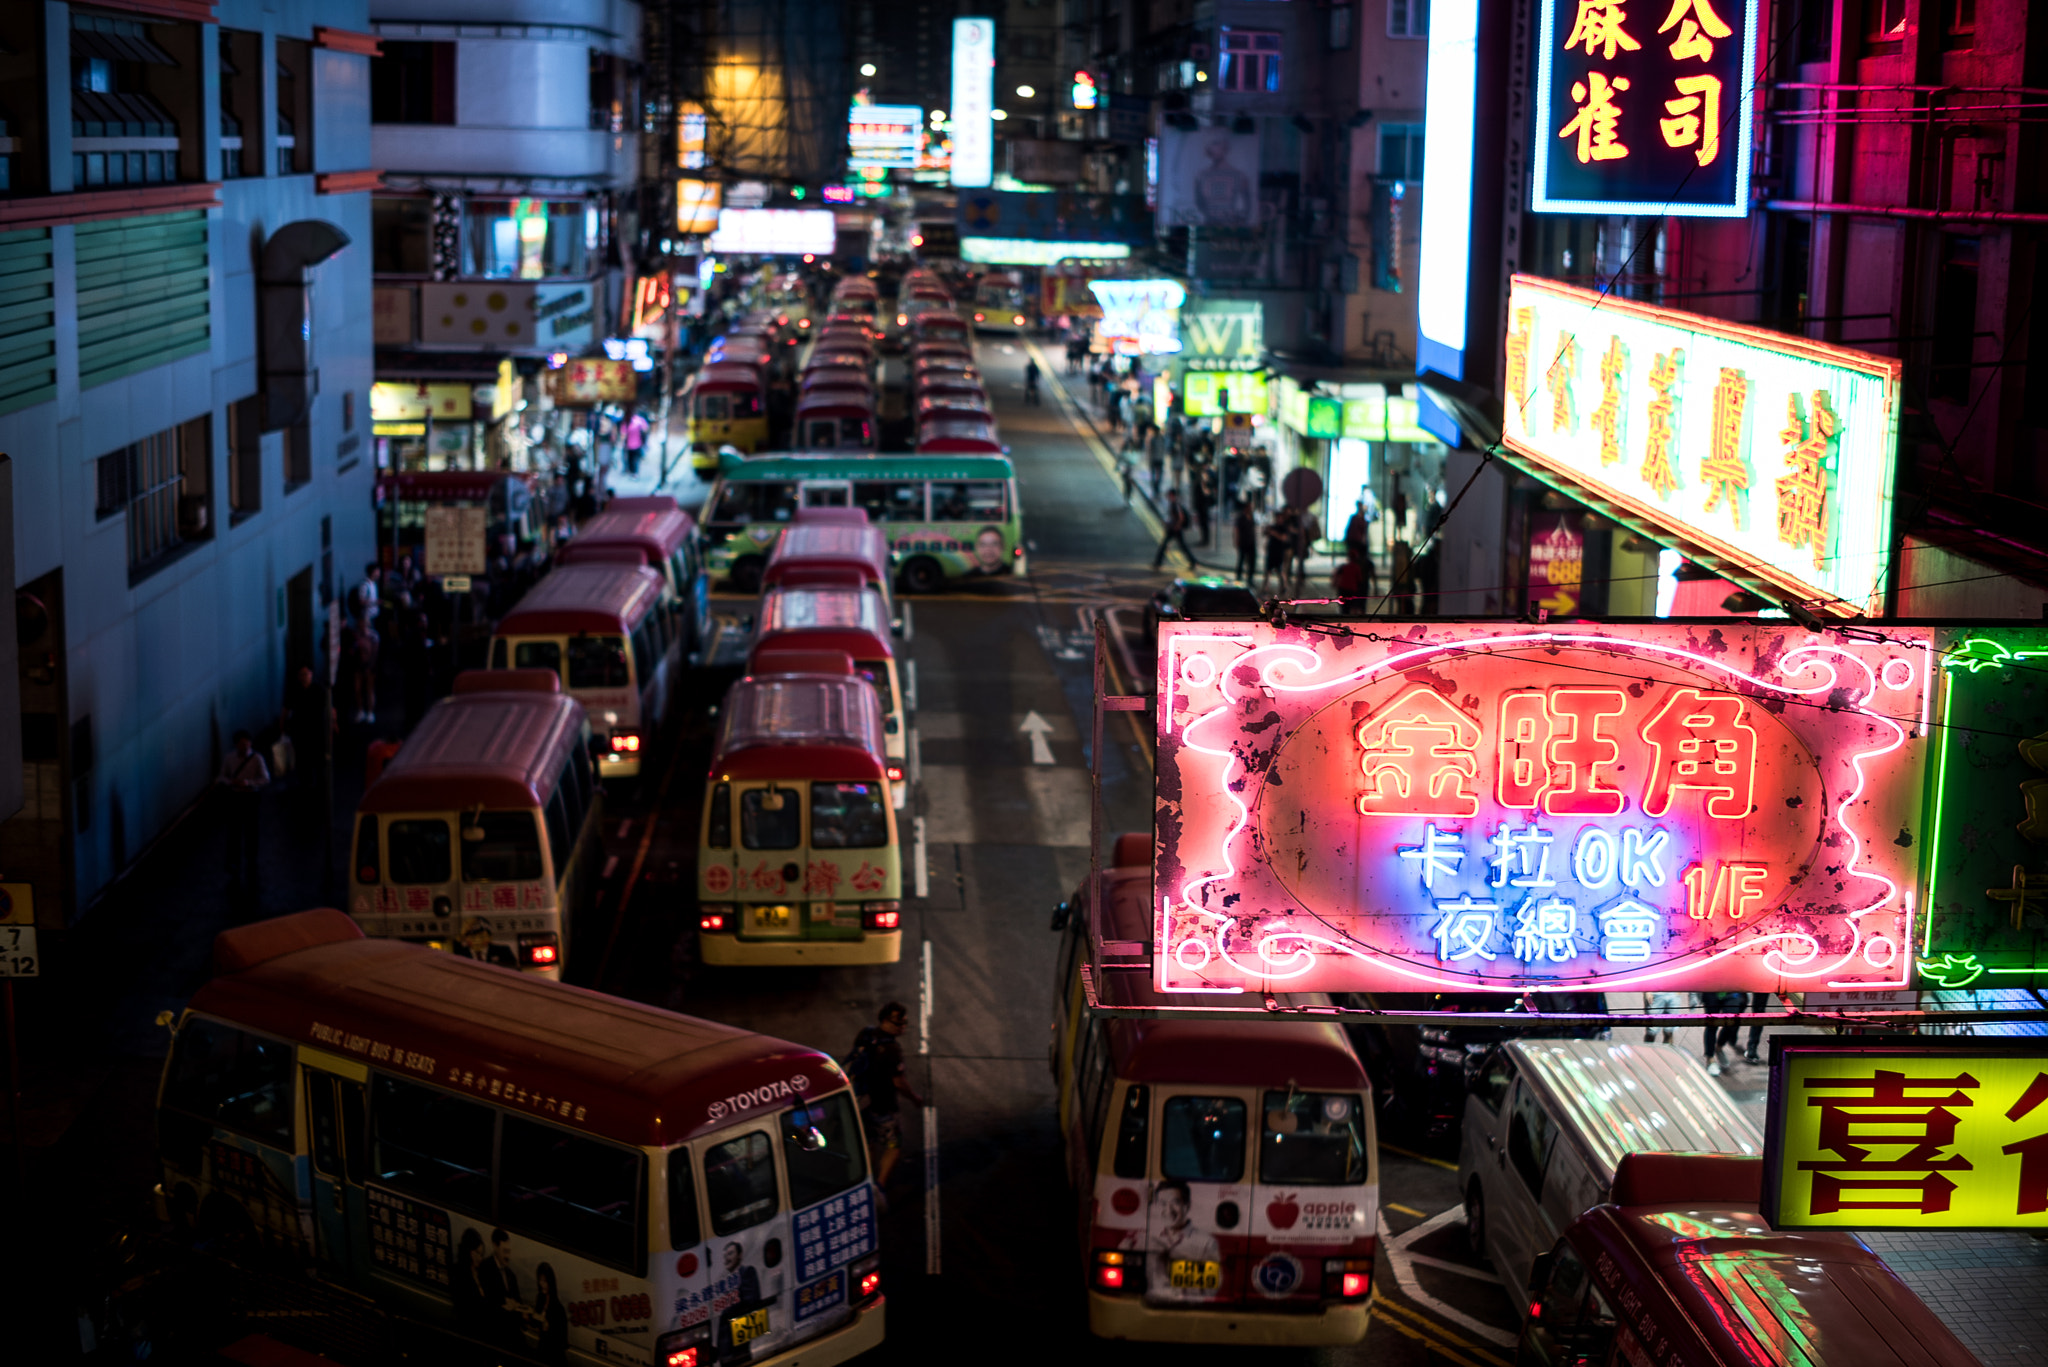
[1048,836,1986,1363]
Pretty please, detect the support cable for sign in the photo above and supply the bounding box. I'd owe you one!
[1090,615,1151,974]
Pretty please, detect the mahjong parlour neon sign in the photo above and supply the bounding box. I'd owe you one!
[1152,622,1934,995]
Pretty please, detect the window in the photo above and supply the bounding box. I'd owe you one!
[703,1130,779,1236]
[1160,1095,1247,1182]
[371,1075,494,1216]
[353,815,379,884]
[162,1016,295,1146]
[928,480,1005,522]
[465,199,594,280]
[218,29,259,179]
[708,480,797,525]
[1378,124,1425,181]
[567,635,629,689]
[809,782,888,849]
[461,811,543,882]
[69,11,183,189]
[513,640,562,676]
[1260,1091,1368,1185]
[1863,0,1906,50]
[699,394,730,422]
[284,421,311,491]
[371,198,433,274]
[1931,234,1980,403]
[588,50,635,134]
[1389,0,1430,37]
[854,660,896,714]
[227,395,261,519]
[96,416,212,577]
[1470,1046,1514,1112]
[499,1115,644,1269]
[1791,0,1834,63]
[1329,4,1354,48]
[741,786,802,850]
[1219,29,1282,92]
[1528,1245,1620,1365]
[371,40,456,124]
[1942,0,1975,44]
[543,786,571,870]
[1113,1083,1151,1178]
[708,782,733,848]
[387,818,452,884]
[669,1149,701,1249]
[1506,1083,1555,1199]
[275,38,310,176]
[854,480,926,523]
[555,758,588,848]
[783,1093,868,1209]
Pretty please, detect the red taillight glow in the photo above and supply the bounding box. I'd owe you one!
[527,943,558,966]
[358,866,378,883]
[886,765,904,782]
[974,312,985,321]
[699,913,727,931]
[799,318,811,327]
[1013,315,1025,325]
[665,1349,698,1367]
[864,909,901,930]
[610,732,642,753]
[859,1270,881,1298]
[1343,1272,1369,1298]
[1096,1264,1124,1288]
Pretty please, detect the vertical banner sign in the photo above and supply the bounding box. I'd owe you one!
[950,19,996,189]
[1765,1043,2048,1229]
[1500,275,1901,617]
[1153,620,1933,995]
[1533,0,1759,215]
[1526,512,1585,615]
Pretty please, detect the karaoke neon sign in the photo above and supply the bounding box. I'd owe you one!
[1152,621,1933,995]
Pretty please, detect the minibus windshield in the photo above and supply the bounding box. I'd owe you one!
[810,782,888,848]
[461,811,543,882]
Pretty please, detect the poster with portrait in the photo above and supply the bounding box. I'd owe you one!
[1156,127,1261,230]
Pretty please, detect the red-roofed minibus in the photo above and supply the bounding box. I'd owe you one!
[1050,838,1378,1345]
[695,671,903,966]
[349,675,598,976]
[488,563,679,780]
[754,585,907,806]
[793,389,878,451]
[909,310,970,348]
[1517,1152,1981,1367]
[557,502,713,665]
[761,520,899,637]
[687,363,769,465]
[915,416,1003,456]
[154,910,885,1367]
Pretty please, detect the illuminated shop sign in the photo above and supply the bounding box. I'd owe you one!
[1764,1043,2048,1228]
[1152,621,1932,996]
[1533,0,1759,216]
[1500,274,1901,618]
[1180,370,1267,417]
[848,103,923,169]
[1088,278,1185,355]
[950,18,996,188]
[959,237,1129,266]
[706,209,837,255]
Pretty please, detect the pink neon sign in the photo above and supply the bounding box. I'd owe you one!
[1153,622,1933,995]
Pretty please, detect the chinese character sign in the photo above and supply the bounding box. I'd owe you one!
[1765,1045,2048,1229]
[1536,0,1757,215]
[1153,621,1932,996]
[1500,275,1901,618]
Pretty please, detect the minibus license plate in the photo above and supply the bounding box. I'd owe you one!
[748,905,796,933]
[729,1306,770,1345]
[1169,1259,1221,1291]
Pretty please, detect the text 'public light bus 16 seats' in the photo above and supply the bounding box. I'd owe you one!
[753,584,907,805]
[696,667,903,966]
[156,910,885,1367]
[555,501,713,666]
[1051,835,1379,1345]
[488,562,680,781]
[350,672,599,977]
[704,453,1025,595]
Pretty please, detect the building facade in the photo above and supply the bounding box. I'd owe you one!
[0,0,377,919]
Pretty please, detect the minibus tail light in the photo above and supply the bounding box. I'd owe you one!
[519,933,560,967]
[657,1323,710,1367]
[1324,1258,1372,1300]
[852,1251,882,1305]
[886,764,904,782]
[862,903,901,930]
[609,730,643,754]
[1094,1249,1127,1290]
[699,905,734,932]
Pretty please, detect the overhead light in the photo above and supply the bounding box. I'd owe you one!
[991,108,1008,121]
[860,62,877,76]
[1016,84,1035,98]
[931,108,946,122]
[1196,69,1208,81]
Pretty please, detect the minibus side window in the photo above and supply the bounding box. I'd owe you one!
[708,783,733,848]
[854,480,924,523]
[1161,1096,1248,1183]
[669,1148,701,1249]
[761,480,798,522]
[514,640,562,675]
[499,1115,644,1271]
[1113,1084,1151,1179]
[856,661,896,714]
[544,787,572,868]
[388,819,452,884]
[703,1130,780,1236]
[1529,1244,1618,1366]
[1471,1046,1515,1113]
[741,786,801,849]
[709,483,753,524]
[462,811,544,882]
[1260,1091,1367,1186]
[163,1017,295,1147]
[701,394,730,421]
[782,1093,869,1209]
[371,1075,494,1217]
[810,781,888,848]
[628,622,654,685]
[555,758,586,840]
[354,815,379,884]
[568,635,630,689]
[569,741,594,812]
[1076,1020,1113,1156]
[1507,1084,1556,1199]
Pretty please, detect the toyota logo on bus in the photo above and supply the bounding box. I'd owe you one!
[705,1073,812,1123]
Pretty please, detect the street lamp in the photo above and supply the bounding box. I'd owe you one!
[991,108,1008,120]
[859,62,877,76]
[1016,84,1035,97]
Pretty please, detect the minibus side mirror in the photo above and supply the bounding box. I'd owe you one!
[761,787,787,812]
[1526,1250,1557,1307]
[1050,900,1071,931]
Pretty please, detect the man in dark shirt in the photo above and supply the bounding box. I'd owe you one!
[851,1002,924,1189]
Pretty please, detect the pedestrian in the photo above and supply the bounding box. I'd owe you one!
[1191,465,1214,547]
[352,613,381,722]
[1294,506,1323,595]
[1700,991,1745,1075]
[1262,505,1297,596]
[1333,548,1369,616]
[1153,489,1195,570]
[622,408,650,476]
[1642,991,1683,1044]
[351,560,380,627]
[218,729,270,886]
[1119,447,1137,506]
[1023,356,1041,405]
[1169,438,1187,499]
[1343,496,1372,560]
[1743,991,1774,1063]
[1116,388,1136,435]
[1233,502,1259,583]
[281,663,332,806]
[847,1002,925,1190]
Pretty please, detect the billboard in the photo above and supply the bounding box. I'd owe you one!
[1533,0,1759,216]
[1500,274,1902,617]
[1152,620,1933,996]
[1764,1042,2048,1228]
[959,238,1129,266]
[848,104,922,169]
[1088,278,1184,355]
[706,209,837,255]
[1156,126,1260,230]
[1181,299,1263,372]
[950,18,995,188]
[676,179,722,235]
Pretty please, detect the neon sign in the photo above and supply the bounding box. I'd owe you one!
[1153,621,1933,995]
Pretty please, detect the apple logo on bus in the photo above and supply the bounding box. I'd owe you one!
[1267,1194,1299,1229]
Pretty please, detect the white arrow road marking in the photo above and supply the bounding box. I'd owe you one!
[1377,1206,1518,1347]
[1020,711,1056,765]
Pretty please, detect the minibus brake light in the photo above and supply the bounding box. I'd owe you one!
[1324,1258,1372,1300]
[518,933,559,967]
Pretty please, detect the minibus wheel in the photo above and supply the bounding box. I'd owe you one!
[902,556,943,594]
[1464,1181,1486,1256]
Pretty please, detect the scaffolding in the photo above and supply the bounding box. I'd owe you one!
[664,0,853,188]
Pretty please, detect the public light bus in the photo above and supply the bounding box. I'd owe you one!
[754,584,907,806]
[488,563,679,780]
[556,502,713,665]
[762,519,901,636]
[696,668,903,966]
[155,909,885,1367]
[972,272,1031,333]
[794,389,878,451]
[686,364,769,466]
[704,453,1026,594]
[915,416,1004,457]
[1050,836,1378,1345]
[348,672,598,977]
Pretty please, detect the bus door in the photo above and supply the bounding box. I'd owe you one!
[302,1048,370,1281]
[1248,1088,1375,1306]
[1148,1089,1253,1309]
[799,479,853,510]
[694,1120,798,1359]
[735,781,804,936]
[384,813,471,953]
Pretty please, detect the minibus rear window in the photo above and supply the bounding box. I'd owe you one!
[461,811,543,883]
[1160,1095,1247,1183]
[810,782,887,848]
[782,1093,869,1210]
[568,635,629,689]
[741,787,801,850]
[1260,1091,1367,1186]
[388,819,452,885]
[514,640,561,674]
[704,1131,780,1236]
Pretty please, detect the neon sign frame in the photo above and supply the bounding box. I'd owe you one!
[1153,621,1933,996]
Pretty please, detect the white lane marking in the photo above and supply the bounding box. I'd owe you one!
[1377,1207,1519,1348]
[913,815,929,899]
[1020,711,1057,765]
[1405,1252,1501,1284]
[919,938,932,1055]
[900,600,916,645]
[909,726,922,786]
[906,658,919,713]
[921,938,939,1274]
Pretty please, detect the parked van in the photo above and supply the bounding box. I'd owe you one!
[1518,1152,1981,1367]
[1458,1038,1762,1317]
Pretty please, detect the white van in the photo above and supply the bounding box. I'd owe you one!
[1456,1038,1762,1317]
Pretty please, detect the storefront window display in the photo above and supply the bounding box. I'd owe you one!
[465,199,599,280]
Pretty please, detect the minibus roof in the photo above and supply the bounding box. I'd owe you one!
[695,365,763,389]
[360,689,584,813]
[766,523,890,585]
[196,911,845,1149]
[713,673,887,781]
[1506,1038,1764,1173]
[756,586,894,660]
[567,505,695,561]
[607,494,681,515]
[794,390,876,416]
[917,419,1001,451]
[496,563,664,636]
